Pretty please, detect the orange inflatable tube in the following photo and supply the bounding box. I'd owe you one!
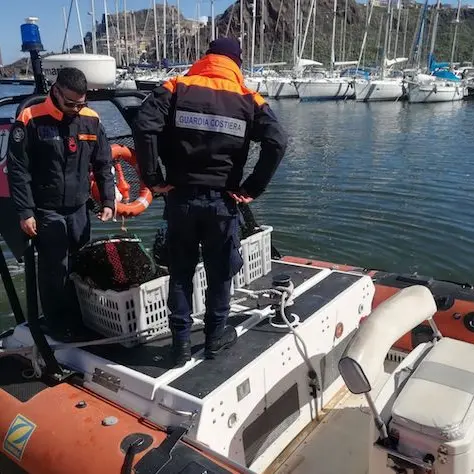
[0,379,244,474]
[91,144,153,218]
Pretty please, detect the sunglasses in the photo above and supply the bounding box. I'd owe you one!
[57,87,87,109]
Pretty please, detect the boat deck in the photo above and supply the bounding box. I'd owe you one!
[83,261,361,391]
[272,361,397,474]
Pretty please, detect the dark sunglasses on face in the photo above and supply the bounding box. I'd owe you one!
[57,87,87,109]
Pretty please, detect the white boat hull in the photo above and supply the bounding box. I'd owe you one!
[265,79,299,99]
[408,82,466,103]
[355,79,404,102]
[296,79,355,101]
[244,78,268,96]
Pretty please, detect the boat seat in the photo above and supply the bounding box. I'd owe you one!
[390,337,474,441]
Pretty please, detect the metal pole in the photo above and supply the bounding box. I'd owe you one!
[75,0,86,53]
[63,7,71,53]
[251,0,256,72]
[240,0,244,61]
[177,0,181,63]
[197,0,201,60]
[171,7,175,62]
[104,0,111,56]
[259,0,264,64]
[124,0,129,65]
[115,0,121,64]
[61,0,74,53]
[311,0,317,60]
[163,0,167,59]
[91,0,98,54]
[153,0,160,64]
[211,0,215,41]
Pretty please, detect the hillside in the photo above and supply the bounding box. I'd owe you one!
[3,0,474,73]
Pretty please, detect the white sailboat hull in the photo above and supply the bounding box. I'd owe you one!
[408,81,466,103]
[355,79,404,102]
[265,79,299,99]
[296,79,355,101]
[244,78,268,96]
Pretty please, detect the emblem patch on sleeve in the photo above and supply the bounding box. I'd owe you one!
[11,127,25,143]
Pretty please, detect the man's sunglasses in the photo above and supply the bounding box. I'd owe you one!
[57,87,87,109]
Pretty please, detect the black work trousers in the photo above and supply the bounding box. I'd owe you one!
[34,205,90,329]
[165,188,243,342]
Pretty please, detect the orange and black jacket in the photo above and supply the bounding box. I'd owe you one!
[7,94,115,221]
[132,54,288,198]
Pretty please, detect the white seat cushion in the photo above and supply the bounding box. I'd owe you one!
[391,337,474,441]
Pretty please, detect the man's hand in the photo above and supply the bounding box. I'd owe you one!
[20,216,37,237]
[98,207,114,222]
[152,184,175,195]
[227,189,254,204]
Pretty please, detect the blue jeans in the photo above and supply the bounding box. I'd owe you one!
[165,188,243,342]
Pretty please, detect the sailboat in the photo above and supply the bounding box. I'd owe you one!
[354,0,407,102]
[407,0,467,103]
[294,0,357,101]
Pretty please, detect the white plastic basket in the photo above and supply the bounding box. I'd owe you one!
[72,273,171,348]
[72,226,273,347]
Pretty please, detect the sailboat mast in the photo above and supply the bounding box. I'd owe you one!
[63,6,71,53]
[115,0,121,64]
[177,0,181,62]
[75,0,86,53]
[153,0,159,64]
[240,0,244,61]
[428,0,441,64]
[163,0,167,59]
[311,0,317,60]
[450,0,461,65]
[124,0,129,65]
[211,0,215,41]
[330,0,337,73]
[251,0,256,72]
[91,0,98,54]
[394,0,401,58]
[104,0,111,56]
[381,0,392,80]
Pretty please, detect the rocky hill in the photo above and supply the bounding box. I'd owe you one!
[3,0,474,73]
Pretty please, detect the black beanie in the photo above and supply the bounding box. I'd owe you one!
[206,38,242,67]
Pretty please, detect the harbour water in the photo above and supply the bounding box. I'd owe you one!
[2,84,474,328]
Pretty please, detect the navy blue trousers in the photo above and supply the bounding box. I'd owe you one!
[165,188,243,342]
[34,205,90,328]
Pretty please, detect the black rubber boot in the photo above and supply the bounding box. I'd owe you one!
[172,340,192,367]
[204,325,238,359]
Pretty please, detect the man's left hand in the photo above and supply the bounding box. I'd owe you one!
[98,207,114,222]
[227,189,254,204]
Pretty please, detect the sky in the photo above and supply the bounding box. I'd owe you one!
[0,0,234,65]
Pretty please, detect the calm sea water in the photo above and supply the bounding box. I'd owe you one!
[1,83,474,328]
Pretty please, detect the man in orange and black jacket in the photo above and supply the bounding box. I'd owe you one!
[7,67,115,340]
[133,38,287,366]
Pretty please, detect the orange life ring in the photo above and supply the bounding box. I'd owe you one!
[90,144,153,217]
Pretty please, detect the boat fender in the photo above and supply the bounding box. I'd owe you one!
[463,312,474,332]
[90,144,153,218]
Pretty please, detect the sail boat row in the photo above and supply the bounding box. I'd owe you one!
[249,0,468,103]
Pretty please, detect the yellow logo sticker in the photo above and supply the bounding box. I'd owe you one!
[3,414,36,460]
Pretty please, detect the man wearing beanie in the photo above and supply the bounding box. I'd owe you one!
[133,37,287,367]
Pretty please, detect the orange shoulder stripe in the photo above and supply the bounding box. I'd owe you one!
[176,75,254,98]
[79,107,99,119]
[17,107,34,125]
[17,101,55,125]
[162,78,177,93]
